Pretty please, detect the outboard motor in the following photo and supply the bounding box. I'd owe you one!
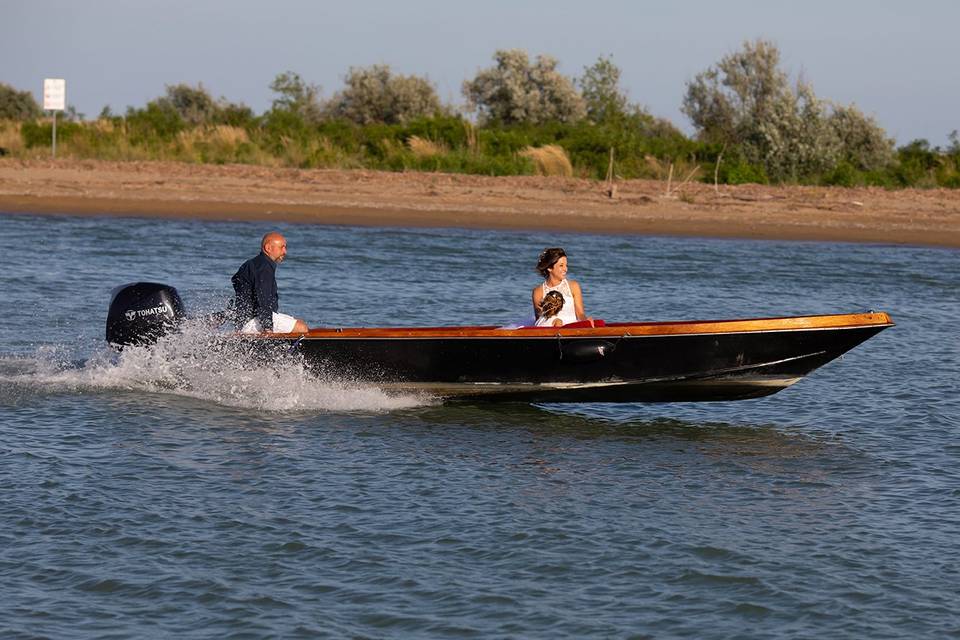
[106,282,186,347]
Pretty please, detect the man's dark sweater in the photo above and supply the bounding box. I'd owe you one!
[231,252,279,330]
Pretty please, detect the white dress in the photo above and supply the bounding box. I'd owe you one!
[535,313,563,327]
[541,279,579,325]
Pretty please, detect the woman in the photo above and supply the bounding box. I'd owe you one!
[531,247,593,327]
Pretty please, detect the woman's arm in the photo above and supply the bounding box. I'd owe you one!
[531,286,544,318]
[570,280,595,327]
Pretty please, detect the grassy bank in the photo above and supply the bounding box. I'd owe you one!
[3,113,959,189]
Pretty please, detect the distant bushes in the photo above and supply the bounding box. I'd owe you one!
[1,43,957,188]
[8,109,700,178]
[463,49,586,125]
[8,108,959,188]
[682,39,896,184]
[0,83,42,121]
[326,65,443,125]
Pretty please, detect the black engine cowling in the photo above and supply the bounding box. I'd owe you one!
[106,282,186,347]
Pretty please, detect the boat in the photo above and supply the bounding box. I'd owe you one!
[106,283,894,403]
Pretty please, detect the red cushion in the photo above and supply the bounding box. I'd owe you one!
[564,319,605,328]
[518,319,605,329]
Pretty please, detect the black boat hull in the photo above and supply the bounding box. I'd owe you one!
[245,314,892,403]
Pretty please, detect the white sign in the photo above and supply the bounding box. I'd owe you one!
[43,78,66,111]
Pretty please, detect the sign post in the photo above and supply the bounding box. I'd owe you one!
[43,79,66,159]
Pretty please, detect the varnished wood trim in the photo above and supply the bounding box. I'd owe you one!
[251,312,893,340]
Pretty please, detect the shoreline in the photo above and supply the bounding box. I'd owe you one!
[2,159,959,247]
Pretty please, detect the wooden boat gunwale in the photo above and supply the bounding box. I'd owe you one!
[247,311,894,340]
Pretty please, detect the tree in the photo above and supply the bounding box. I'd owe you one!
[827,104,894,171]
[64,105,84,122]
[682,39,893,181]
[682,39,787,146]
[269,71,323,123]
[325,65,442,125]
[578,55,629,123]
[462,49,586,125]
[216,100,255,127]
[155,83,218,126]
[754,80,839,181]
[0,83,42,120]
[146,83,253,128]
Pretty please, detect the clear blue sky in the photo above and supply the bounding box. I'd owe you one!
[3,0,957,145]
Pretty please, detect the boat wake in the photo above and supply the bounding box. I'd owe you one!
[0,320,432,412]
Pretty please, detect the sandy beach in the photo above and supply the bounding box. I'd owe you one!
[1,159,958,247]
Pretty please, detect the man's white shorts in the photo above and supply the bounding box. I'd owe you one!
[240,312,298,334]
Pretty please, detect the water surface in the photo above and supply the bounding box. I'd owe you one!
[1,213,957,638]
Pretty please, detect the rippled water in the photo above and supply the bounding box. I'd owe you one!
[1,212,958,638]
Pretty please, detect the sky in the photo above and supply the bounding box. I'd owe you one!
[3,0,958,145]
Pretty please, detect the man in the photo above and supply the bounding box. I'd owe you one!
[232,231,308,334]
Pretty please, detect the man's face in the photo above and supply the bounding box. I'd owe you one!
[264,237,287,263]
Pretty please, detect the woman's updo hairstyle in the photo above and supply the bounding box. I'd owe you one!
[539,290,565,318]
[536,247,566,278]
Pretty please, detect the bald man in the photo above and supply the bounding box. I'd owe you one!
[231,232,308,334]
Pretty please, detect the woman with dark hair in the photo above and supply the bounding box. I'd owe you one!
[531,247,593,327]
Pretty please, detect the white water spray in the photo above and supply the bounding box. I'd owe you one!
[1,319,432,412]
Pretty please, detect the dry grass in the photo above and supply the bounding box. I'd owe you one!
[407,135,446,158]
[519,144,573,177]
[176,129,200,156]
[172,126,252,162]
[278,136,308,167]
[380,137,402,157]
[207,125,249,146]
[0,121,24,155]
[93,118,115,134]
[464,121,480,154]
[644,154,666,179]
[178,126,249,150]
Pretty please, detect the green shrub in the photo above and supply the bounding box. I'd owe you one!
[892,139,939,187]
[156,84,218,126]
[823,161,860,187]
[215,102,256,128]
[401,115,470,149]
[938,172,960,188]
[719,158,769,185]
[125,102,185,144]
[578,55,629,124]
[269,71,323,124]
[21,120,84,147]
[0,83,41,120]
[326,65,442,125]
[682,40,897,184]
[829,104,895,171]
[463,49,586,125]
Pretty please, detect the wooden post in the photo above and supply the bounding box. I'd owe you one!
[605,147,616,198]
[714,144,726,194]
